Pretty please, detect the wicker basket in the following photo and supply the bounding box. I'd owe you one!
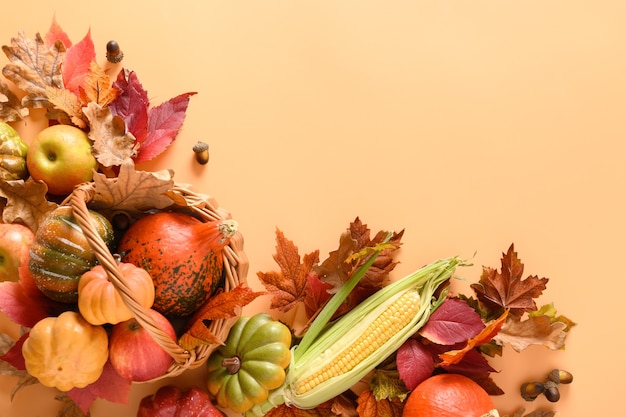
[66,182,249,380]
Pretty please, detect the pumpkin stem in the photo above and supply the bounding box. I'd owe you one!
[222,356,241,374]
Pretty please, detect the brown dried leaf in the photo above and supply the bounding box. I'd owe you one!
[471,244,548,316]
[84,102,138,167]
[2,31,65,108]
[0,179,58,231]
[265,402,336,417]
[356,389,404,417]
[493,314,568,352]
[257,229,320,313]
[89,160,174,217]
[0,80,28,121]
[46,87,86,128]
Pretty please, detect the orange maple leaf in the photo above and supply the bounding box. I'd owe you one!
[438,309,509,366]
[257,228,320,313]
[178,284,264,350]
[356,389,404,417]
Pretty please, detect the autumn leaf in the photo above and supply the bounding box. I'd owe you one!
[265,402,336,417]
[88,160,175,216]
[67,360,131,414]
[257,228,320,313]
[110,70,149,144]
[178,285,265,350]
[79,61,118,107]
[0,80,28,121]
[44,16,72,49]
[418,298,486,345]
[471,244,548,316]
[493,314,569,352]
[138,91,197,162]
[0,332,28,371]
[356,389,404,417]
[396,339,435,391]
[62,28,95,96]
[0,179,58,231]
[55,393,89,417]
[109,70,196,163]
[303,272,333,318]
[0,259,68,328]
[46,87,85,128]
[85,103,138,166]
[439,309,509,366]
[2,30,65,108]
[369,368,410,401]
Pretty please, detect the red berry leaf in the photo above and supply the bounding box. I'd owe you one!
[0,332,28,370]
[396,339,435,391]
[67,360,132,414]
[440,348,497,376]
[62,28,95,95]
[418,298,485,345]
[303,271,333,318]
[110,70,150,143]
[136,91,197,163]
[0,260,67,328]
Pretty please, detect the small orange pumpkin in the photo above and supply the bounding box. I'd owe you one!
[402,374,495,417]
[78,262,155,325]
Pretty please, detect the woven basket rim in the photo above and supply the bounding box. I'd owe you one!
[67,182,249,380]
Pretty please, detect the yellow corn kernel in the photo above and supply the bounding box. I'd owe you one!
[294,288,420,395]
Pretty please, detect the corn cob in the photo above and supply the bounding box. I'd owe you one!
[245,256,464,416]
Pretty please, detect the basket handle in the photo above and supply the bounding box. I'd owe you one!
[69,185,192,366]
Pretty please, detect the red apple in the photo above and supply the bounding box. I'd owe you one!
[0,223,34,282]
[26,124,97,196]
[108,308,176,382]
[138,385,225,417]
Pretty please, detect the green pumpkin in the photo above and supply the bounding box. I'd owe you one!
[0,122,29,181]
[206,313,292,413]
[29,206,115,303]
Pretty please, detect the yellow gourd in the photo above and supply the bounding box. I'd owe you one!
[22,311,109,391]
[78,262,155,325]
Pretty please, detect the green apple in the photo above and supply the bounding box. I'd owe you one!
[26,125,97,196]
[0,223,34,282]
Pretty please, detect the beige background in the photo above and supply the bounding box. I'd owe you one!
[1,1,624,416]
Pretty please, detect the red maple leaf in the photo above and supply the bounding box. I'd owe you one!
[62,28,95,95]
[44,15,72,48]
[471,243,548,316]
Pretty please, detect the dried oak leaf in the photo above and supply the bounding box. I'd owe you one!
[356,389,404,417]
[85,102,138,166]
[0,80,28,121]
[88,160,174,217]
[257,228,320,313]
[471,244,548,316]
[0,179,58,231]
[179,284,265,350]
[493,314,568,352]
[2,30,65,108]
[46,86,85,128]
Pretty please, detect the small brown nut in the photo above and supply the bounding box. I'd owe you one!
[106,40,124,63]
[547,369,574,385]
[520,381,545,401]
[192,141,209,165]
[543,381,560,402]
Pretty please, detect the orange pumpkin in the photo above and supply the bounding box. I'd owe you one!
[402,374,495,417]
[77,262,155,325]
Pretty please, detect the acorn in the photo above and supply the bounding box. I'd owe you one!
[520,381,545,401]
[543,381,560,402]
[192,141,209,165]
[106,40,124,63]
[547,369,574,385]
